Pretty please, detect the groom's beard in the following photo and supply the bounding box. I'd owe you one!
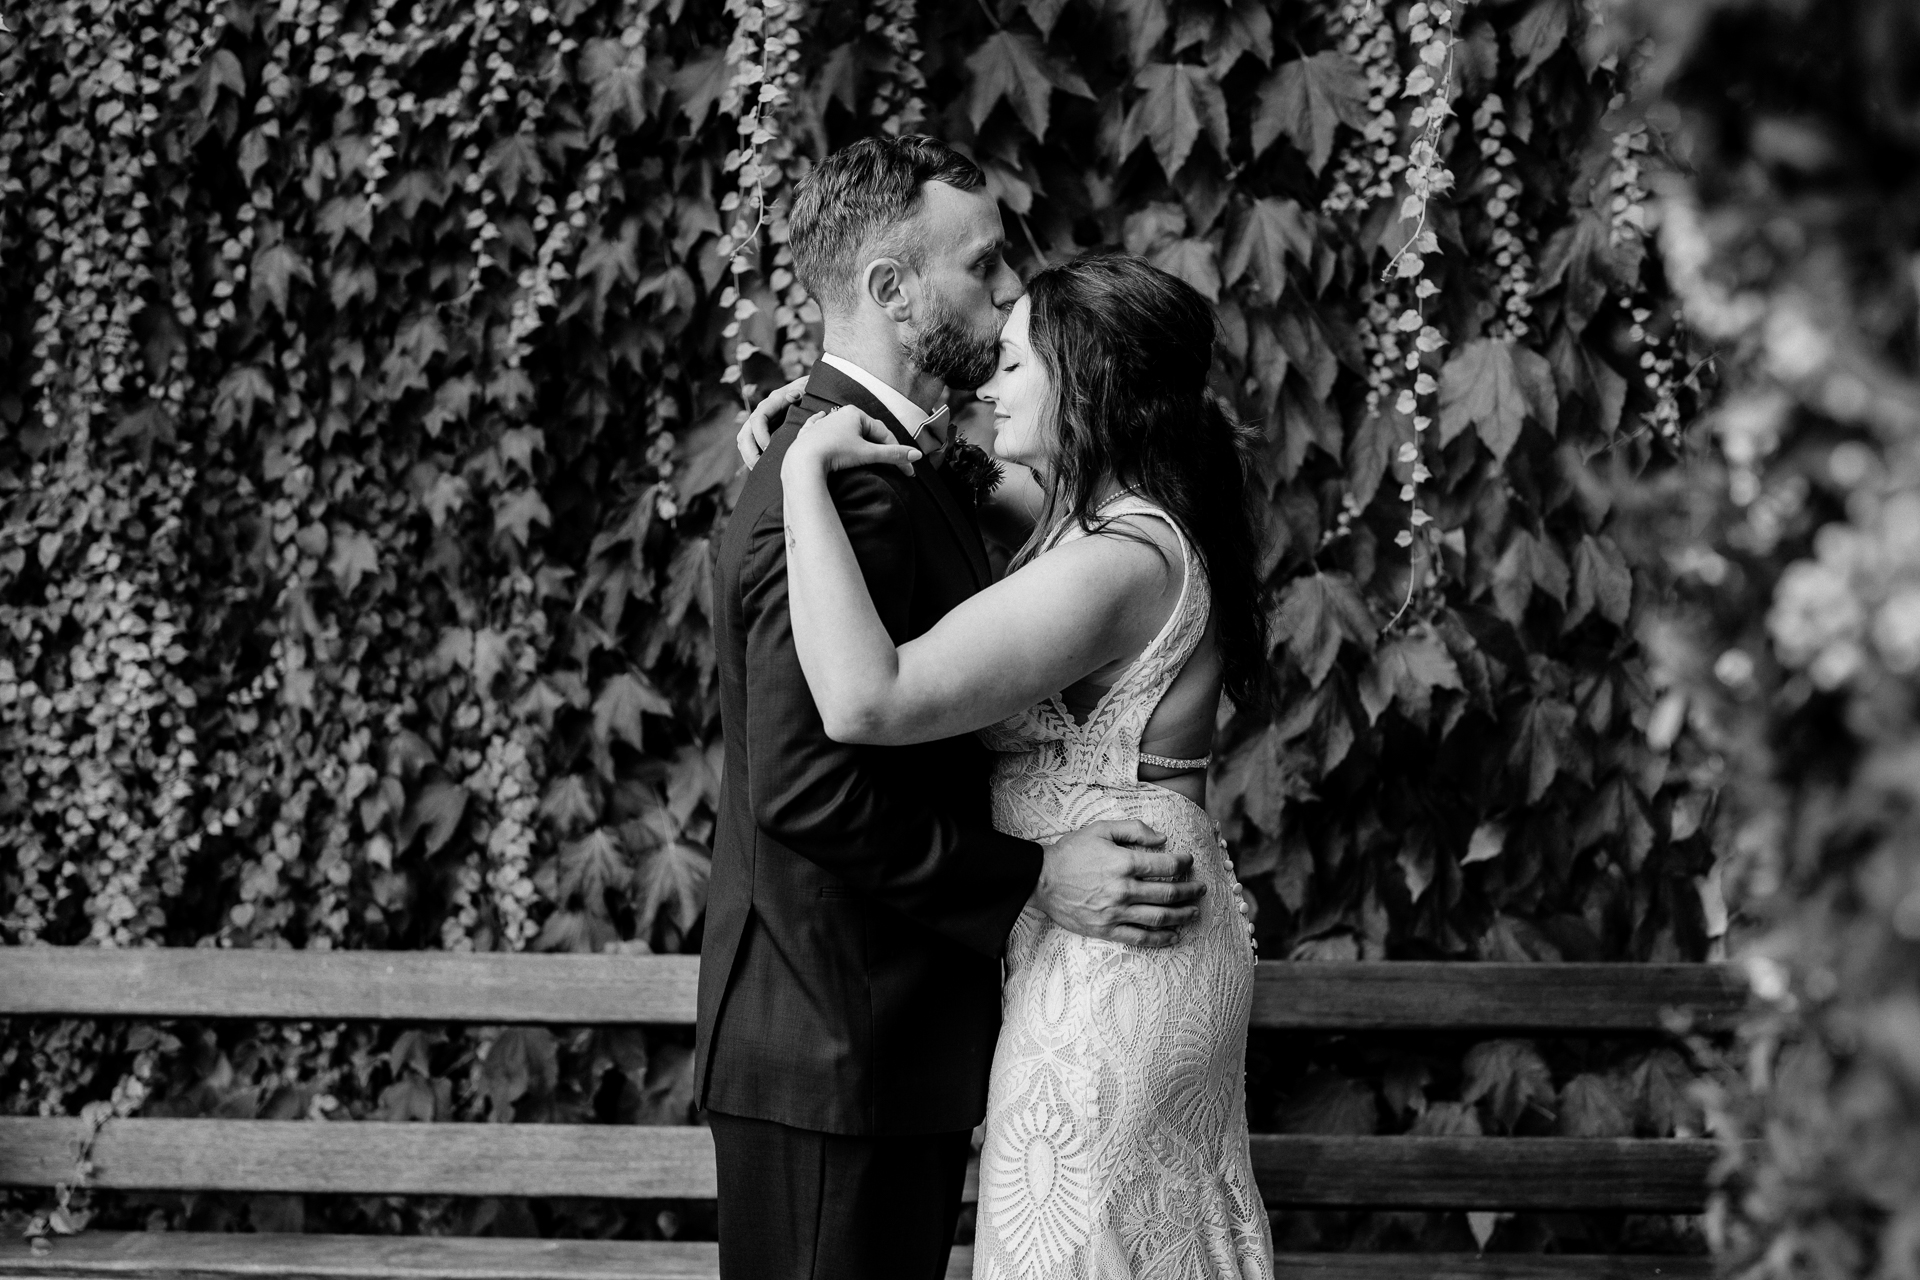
[908,296,1002,390]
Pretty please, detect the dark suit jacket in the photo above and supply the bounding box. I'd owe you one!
[697,362,1043,1137]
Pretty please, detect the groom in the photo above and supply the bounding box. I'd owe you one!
[700,136,1205,1279]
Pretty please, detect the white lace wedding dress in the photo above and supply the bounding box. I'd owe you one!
[972,498,1274,1280]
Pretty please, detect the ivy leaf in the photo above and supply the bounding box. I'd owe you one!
[374,1076,446,1123]
[593,672,673,776]
[1024,0,1071,39]
[1439,339,1559,461]
[481,1027,558,1122]
[1508,697,1577,804]
[1274,1073,1379,1135]
[534,908,621,954]
[1202,0,1274,75]
[580,39,648,137]
[1120,63,1229,177]
[211,366,275,433]
[400,777,469,855]
[1410,1101,1484,1136]
[1512,0,1575,84]
[1274,299,1339,400]
[1271,679,1357,775]
[327,526,380,594]
[1575,774,1655,869]
[577,225,641,304]
[316,195,372,247]
[556,827,634,907]
[1556,1073,1631,1137]
[668,49,728,129]
[1122,202,1188,255]
[1463,821,1507,866]
[1566,533,1632,630]
[1462,1039,1555,1133]
[966,31,1092,140]
[381,314,448,399]
[237,128,272,186]
[1210,724,1291,835]
[662,537,712,629]
[197,48,247,118]
[634,840,711,937]
[470,627,513,693]
[250,243,310,319]
[1101,0,1171,68]
[385,169,451,220]
[539,774,602,836]
[485,133,547,203]
[1398,834,1436,902]
[1272,572,1377,687]
[1251,51,1370,172]
[1536,211,1641,331]
[422,472,471,529]
[493,489,552,547]
[1147,237,1221,302]
[1548,328,1630,437]
[626,1042,699,1126]
[1343,400,1405,511]
[1492,529,1570,626]
[1628,1048,1702,1137]
[1359,628,1463,725]
[1223,197,1313,304]
[676,407,747,502]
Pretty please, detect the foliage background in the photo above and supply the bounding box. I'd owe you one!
[0,0,1728,1255]
[1608,0,1920,1275]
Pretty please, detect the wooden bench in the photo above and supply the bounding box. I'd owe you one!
[0,949,1742,1279]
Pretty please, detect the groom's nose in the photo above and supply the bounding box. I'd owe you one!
[991,273,1024,313]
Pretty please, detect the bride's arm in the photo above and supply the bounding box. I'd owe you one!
[781,407,1174,746]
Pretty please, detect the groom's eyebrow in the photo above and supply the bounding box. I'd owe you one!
[967,238,1009,268]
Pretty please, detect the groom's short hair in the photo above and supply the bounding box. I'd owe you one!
[788,135,985,315]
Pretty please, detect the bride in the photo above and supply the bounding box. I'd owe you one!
[776,251,1275,1280]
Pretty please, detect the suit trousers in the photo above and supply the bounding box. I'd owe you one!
[708,1109,972,1280]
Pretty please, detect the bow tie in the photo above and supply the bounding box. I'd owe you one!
[915,404,951,470]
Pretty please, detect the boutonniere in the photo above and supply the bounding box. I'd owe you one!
[940,433,1004,507]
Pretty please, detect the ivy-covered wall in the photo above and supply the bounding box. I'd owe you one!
[1,0,1724,1252]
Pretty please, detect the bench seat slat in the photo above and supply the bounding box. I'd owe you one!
[1253,963,1743,1031]
[0,1121,1715,1211]
[0,952,1744,1031]
[0,1236,724,1280]
[0,1120,716,1201]
[0,1236,1715,1280]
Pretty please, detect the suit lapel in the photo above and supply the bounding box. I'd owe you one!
[797,365,991,592]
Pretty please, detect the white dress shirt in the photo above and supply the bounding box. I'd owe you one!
[818,352,946,443]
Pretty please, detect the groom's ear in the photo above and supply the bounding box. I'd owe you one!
[861,257,917,323]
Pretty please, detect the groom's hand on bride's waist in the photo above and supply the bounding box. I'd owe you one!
[1034,820,1204,949]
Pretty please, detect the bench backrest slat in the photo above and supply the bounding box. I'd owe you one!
[0,952,1743,1031]
[0,951,702,1025]
[0,1118,1718,1212]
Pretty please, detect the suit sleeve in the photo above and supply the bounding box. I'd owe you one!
[740,465,1042,959]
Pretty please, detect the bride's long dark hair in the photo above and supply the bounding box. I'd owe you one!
[1016,251,1270,713]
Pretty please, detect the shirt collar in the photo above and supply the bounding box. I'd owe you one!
[819,352,942,440]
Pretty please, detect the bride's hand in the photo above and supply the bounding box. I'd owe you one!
[781,405,922,482]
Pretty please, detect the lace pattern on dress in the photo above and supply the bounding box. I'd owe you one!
[972,496,1272,1280]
